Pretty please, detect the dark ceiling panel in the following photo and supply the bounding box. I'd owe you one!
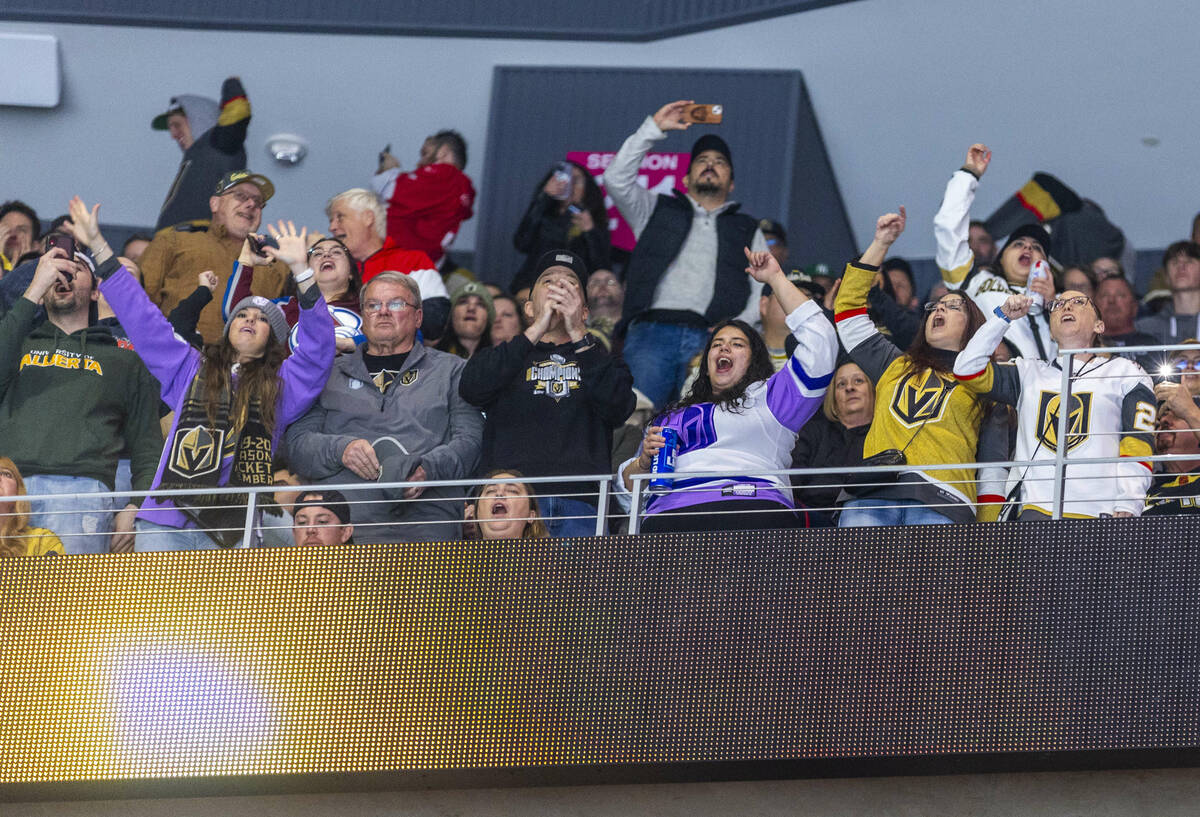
[0,0,864,40]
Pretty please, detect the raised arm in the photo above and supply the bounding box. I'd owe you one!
[952,293,1026,405]
[833,211,907,381]
[934,143,990,289]
[1115,374,1156,517]
[603,100,693,238]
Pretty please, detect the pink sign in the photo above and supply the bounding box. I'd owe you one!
[567,150,691,252]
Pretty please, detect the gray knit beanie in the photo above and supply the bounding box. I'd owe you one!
[224,295,289,346]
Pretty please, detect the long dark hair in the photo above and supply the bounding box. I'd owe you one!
[901,293,987,378]
[662,319,776,418]
[534,160,609,236]
[201,337,287,435]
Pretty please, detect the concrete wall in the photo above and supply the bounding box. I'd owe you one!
[0,0,1192,264]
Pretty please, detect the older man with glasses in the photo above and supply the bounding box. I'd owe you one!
[286,271,483,543]
[138,170,290,344]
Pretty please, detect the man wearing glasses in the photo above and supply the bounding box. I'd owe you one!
[954,290,1156,520]
[139,170,289,344]
[287,271,482,543]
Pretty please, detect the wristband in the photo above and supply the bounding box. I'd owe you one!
[294,266,315,284]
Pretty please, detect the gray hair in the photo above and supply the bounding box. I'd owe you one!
[326,188,386,239]
[361,271,422,311]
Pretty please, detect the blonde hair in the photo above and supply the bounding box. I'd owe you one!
[823,362,875,424]
[0,456,32,557]
[327,188,386,239]
[469,470,549,540]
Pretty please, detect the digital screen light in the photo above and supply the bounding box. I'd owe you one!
[1,518,1198,797]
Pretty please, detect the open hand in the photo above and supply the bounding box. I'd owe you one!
[264,220,310,274]
[67,196,105,251]
[964,143,992,177]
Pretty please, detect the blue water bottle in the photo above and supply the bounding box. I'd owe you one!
[649,427,679,492]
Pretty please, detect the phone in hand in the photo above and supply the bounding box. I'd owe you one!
[683,104,723,124]
[46,233,75,259]
[247,234,279,257]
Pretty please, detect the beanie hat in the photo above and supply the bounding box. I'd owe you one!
[450,280,495,322]
[225,295,289,346]
[690,134,733,176]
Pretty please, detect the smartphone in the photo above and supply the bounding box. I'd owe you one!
[247,234,279,257]
[684,104,723,124]
[46,233,75,258]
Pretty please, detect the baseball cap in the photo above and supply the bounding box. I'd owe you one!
[758,219,787,244]
[762,268,826,301]
[214,170,275,204]
[293,489,352,526]
[532,249,588,288]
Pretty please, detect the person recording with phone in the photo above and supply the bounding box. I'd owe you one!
[510,159,612,297]
[605,99,770,410]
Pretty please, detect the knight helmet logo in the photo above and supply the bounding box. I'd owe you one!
[1036,391,1093,453]
[169,424,223,479]
[890,369,955,427]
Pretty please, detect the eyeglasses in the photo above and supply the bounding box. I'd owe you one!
[1049,295,1093,312]
[227,190,265,209]
[364,299,418,314]
[923,299,966,313]
[1173,357,1200,373]
[308,244,348,260]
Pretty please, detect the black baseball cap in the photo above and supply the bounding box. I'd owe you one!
[532,249,588,287]
[293,490,351,526]
[758,219,786,244]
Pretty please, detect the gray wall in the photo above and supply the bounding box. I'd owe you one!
[0,0,1194,274]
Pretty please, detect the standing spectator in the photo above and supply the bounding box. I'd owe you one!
[437,281,493,360]
[837,208,1008,526]
[1095,276,1157,371]
[935,144,1057,360]
[373,130,476,266]
[620,248,836,534]
[1144,382,1200,515]
[759,219,789,267]
[74,198,336,550]
[0,241,161,554]
[152,78,252,232]
[139,170,290,344]
[460,251,635,537]
[605,99,769,408]
[584,267,624,351]
[1137,242,1200,346]
[0,457,65,557]
[291,490,355,546]
[287,272,482,543]
[0,201,39,274]
[490,293,525,345]
[511,160,612,294]
[228,234,363,354]
[968,220,997,267]
[325,188,449,340]
[954,291,1156,519]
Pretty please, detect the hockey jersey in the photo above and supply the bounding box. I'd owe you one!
[935,169,1056,360]
[617,299,836,515]
[955,311,1156,517]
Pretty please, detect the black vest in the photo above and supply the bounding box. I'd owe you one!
[622,191,759,325]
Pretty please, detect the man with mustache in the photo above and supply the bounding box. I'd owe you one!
[605,100,769,409]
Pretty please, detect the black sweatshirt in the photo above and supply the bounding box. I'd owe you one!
[459,333,636,505]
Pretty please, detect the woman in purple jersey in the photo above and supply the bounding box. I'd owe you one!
[618,249,838,533]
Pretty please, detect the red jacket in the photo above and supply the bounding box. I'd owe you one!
[361,238,448,301]
[384,163,476,264]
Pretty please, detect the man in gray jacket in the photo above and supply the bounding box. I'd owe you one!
[286,272,482,542]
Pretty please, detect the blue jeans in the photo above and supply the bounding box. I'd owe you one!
[539,496,604,539]
[622,320,710,409]
[25,474,119,555]
[838,498,955,527]
[135,518,220,551]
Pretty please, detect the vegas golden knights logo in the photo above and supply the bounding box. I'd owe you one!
[1036,391,1092,453]
[169,425,223,479]
[890,370,955,427]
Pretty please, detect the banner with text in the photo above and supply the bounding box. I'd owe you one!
[567,150,690,252]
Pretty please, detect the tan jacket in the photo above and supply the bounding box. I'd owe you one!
[139,220,289,344]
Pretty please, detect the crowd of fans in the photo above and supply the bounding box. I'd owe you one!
[1,86,1198,556]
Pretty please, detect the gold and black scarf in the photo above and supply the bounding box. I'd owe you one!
[159,369,273,546]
